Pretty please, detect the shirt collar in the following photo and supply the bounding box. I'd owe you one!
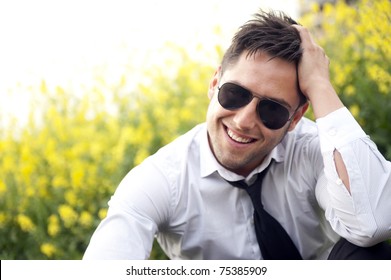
[200,125,285,182]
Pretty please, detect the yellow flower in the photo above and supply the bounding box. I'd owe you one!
[25,185,35,197]
[366,65,390,95]
[349,104,360,119]
[16,214,35,232]
[52,175,68,189]
[79,211,93,228]
[40,243,57,258]
[98,208,108,220]
[58,204,78,228]
[48,214,60,237]
[2,155,15,173]
[70,168,84,189]
[344,85,355,96]
[37,176,49,197]
[65,191,78,207]
[134,148,150,166]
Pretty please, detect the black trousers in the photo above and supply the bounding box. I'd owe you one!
[328,238,391,260]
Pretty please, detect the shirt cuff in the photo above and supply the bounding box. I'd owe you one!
[316,107,367,154]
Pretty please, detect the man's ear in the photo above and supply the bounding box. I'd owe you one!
[288,102,309,132]
[208,66,222,100]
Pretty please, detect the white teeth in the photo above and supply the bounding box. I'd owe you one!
[227,129,253,144]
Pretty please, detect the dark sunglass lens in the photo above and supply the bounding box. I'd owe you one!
[258,100,290,129]
[218,83,252,109]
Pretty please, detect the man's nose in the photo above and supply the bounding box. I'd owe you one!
[232,99,259,130]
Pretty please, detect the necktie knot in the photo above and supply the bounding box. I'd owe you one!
[227,170,268,208]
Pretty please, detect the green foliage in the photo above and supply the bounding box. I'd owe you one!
[301,0,391,159]
[0,45,217,259]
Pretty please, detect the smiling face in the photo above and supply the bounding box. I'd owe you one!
[206,51,308,177]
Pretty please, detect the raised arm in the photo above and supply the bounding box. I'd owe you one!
[293,25,350,193]
[293,25,391,246]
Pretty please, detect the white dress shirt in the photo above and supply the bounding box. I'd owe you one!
[83,107,391,259]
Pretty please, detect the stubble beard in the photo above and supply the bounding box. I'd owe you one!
[207,124,291,176]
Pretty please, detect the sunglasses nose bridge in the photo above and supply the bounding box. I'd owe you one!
[232,98,259,128]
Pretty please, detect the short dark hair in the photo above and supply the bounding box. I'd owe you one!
[221,10,306,105]
[222,10,302,70]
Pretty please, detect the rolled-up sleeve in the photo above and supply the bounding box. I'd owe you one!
[316,107,391,246]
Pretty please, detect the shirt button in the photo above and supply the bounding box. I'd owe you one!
[336,178,343,185]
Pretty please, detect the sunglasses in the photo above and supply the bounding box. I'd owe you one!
[218,82,299,130]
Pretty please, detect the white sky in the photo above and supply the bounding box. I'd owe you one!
[0,0,299,126]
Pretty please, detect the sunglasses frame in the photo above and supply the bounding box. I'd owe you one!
[217,82,300,130]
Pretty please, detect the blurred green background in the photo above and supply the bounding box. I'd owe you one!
[0,0,390,259]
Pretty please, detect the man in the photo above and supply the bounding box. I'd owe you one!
[83,10,391,259]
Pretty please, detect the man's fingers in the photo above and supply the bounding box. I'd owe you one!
[292,25,316,46]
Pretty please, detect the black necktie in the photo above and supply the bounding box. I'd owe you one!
[228,165,303,260]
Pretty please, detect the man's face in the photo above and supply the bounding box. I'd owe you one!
[206,51,306,177]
